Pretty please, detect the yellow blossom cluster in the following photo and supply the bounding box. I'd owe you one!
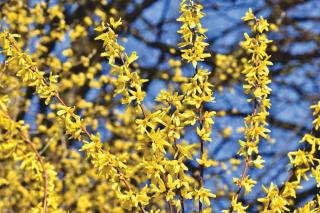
[177,0,211,68]
[176,1,216,212]
[0,1,319,213]
[0,95,60,212]
[95,5,217,210]
[214,53,242,91]
[0,25,143,212]
[239,8,272,159]
[95,18,147,106]
[1,32,58,105]
[227,8,273,212]
[258,102,320,212]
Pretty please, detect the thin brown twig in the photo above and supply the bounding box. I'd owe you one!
[173,139,185,213]
[237,159,250,195]
[22,134,49,213]
[138,103,147,118]
[160,173,175,213]
[198,105,204,213]
[228,98,258,212]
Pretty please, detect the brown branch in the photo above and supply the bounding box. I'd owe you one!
[173,137,185,213]
[198,104,205,213]
[21,134,48,213]
[159,173,175,213]
[3,112,49,212]
[124,0,158,24]
[228,96,259,212]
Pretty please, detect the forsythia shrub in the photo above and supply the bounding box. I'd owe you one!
[0,1,319,213]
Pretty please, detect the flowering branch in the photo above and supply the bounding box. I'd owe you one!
[227,8,272,212]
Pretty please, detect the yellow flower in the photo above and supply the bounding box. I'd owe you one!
[109,17,122,29]
[197,152,218,168]
[242,8,255,21]
[194,187,216,207]
[252,155,265,169]
[258,183,289,212]
[256,16,270,33]
[225,196,248,213]
[177,0,211,68]
[282,181,302,198]
[233,176,256,195]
